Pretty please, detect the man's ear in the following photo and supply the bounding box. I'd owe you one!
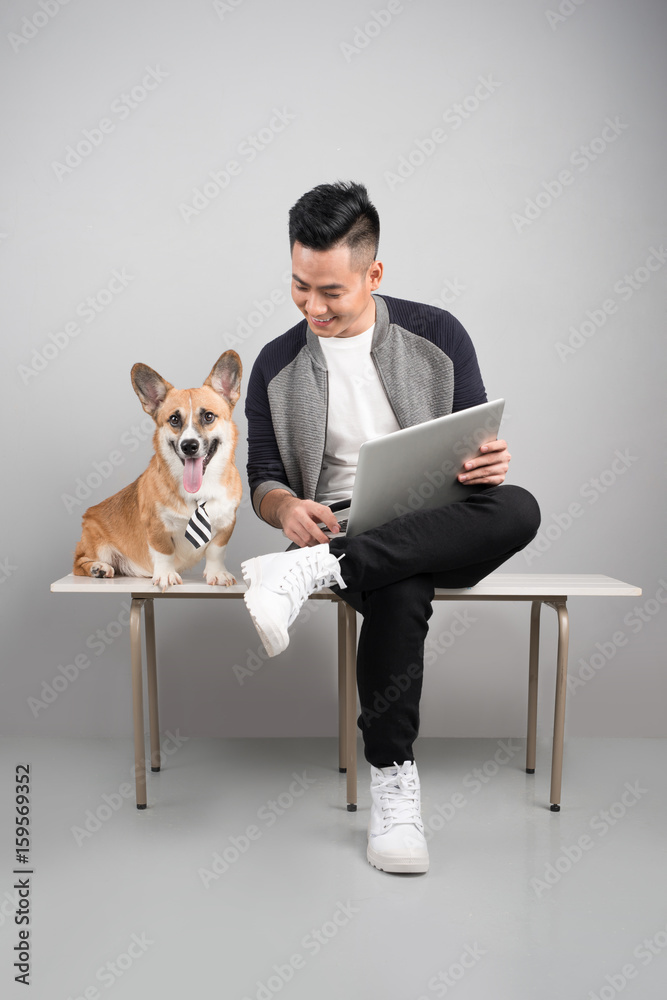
[204,350,243,408]
[368,259,383,292]
[131,364,174,418]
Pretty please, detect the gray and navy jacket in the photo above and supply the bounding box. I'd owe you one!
[245,293,487,520]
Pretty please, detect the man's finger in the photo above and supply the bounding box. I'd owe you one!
[459,456,499,477]
[310,526,332,544]
[309,503,340,534]
[301,512,332,544]
[480,438,506,454]
[461,462,508,478]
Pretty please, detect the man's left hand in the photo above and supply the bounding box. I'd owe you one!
[458,438,511,487]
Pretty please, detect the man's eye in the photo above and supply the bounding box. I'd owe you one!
[203,411,216,424]
[169,413,181,427]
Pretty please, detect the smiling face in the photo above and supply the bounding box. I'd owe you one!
[130,351,242,497]
[158,386,232,493]
[291,241,383,338]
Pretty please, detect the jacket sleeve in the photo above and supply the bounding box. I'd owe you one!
[447,314,488,412]
[245,354,297,521]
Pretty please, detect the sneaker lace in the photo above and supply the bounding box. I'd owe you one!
[282,550,345,627]
[376,765,424,833]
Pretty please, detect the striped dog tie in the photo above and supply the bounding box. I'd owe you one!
[185,502,212,549]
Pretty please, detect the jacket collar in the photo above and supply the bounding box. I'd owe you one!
[305,294,389,367]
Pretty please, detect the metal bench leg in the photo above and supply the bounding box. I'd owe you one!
[144,599,161,772]
[344,603,357,811]
[337,602,347,773]
[547,600,569,811]
[526,600,541,773]
[130,597,147,809]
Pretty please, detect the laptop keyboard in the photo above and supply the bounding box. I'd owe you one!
[321,518,348,537]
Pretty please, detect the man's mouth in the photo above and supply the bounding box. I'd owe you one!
[309,315,335,327]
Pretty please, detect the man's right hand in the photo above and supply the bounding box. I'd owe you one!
[260,490,341,547]
[278,497,342,547]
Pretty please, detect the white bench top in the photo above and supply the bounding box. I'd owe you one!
[50,573,641,598]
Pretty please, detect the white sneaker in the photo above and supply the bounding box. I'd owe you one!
[241,544,346,657]
[367,761,429,873]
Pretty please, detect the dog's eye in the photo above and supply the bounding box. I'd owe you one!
[168,413,181,427]
[203,411,216,424]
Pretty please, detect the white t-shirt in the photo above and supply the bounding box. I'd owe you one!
[316,325,400,504]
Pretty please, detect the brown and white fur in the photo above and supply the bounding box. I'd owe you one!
[73,351,243,591]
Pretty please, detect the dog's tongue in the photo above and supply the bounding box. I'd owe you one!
[183,457,204,494]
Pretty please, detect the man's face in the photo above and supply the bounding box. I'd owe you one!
[291,241,383,339]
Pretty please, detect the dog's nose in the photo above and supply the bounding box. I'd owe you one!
[181,439,200,456]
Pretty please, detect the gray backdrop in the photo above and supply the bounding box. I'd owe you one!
[2,0,665,741]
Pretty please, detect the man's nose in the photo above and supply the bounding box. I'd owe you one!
[307,294,328,315]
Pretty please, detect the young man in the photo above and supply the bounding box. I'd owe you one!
[242,182,540,874]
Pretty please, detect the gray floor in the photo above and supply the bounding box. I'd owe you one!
[1,736,666,1000]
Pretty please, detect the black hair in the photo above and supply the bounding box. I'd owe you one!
[288,181,380,270]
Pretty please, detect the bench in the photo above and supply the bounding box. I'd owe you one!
[50,573,641,812]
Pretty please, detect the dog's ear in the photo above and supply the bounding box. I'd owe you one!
[204,350,243,408]
[131,364,174,418]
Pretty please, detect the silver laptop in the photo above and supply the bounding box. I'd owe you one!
[322,399,505,538]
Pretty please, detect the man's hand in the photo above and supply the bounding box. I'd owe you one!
[278,497,342,547]
[458,438,511,487]
[260,490,341,547]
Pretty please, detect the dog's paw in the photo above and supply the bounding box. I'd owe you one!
[205,568,236,587]
[90,562,115,579]
[152,571,183,592]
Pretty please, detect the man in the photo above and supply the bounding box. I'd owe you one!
[242,181,540,874]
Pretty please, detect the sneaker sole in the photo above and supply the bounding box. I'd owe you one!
[241,557,288,658]
[367,844,429,874]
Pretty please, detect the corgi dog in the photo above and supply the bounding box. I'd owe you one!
[73,351,243,590]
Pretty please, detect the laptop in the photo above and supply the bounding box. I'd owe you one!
[320,399,505,538]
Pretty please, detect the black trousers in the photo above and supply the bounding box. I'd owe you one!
[326,484,541,768]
